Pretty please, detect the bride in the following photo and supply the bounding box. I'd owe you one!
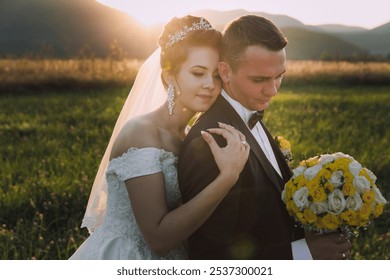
[70,16,250,259]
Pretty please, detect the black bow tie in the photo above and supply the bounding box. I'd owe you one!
[248,111,264,130]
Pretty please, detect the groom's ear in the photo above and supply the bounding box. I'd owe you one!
[218,61,231,83]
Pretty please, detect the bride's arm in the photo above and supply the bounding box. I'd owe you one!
[125,123,249,256]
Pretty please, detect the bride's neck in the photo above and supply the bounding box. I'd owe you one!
[157,102,195,139]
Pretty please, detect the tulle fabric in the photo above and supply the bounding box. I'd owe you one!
[81,49,167,232]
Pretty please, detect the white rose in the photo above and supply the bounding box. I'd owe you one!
[364,168,377,183]
[334,152,353,160]
[330,170,344,188]
[328,189,346,215]
[349,161,362,177]
[353,176,370,194]
[281,189,286,203]
[304,164,322,181]
[319,154,335,165]
[292,166,305,179]
[345,193,363,211]
[310,201,329,215]
[373,186,387,204]
[293,187,309,211]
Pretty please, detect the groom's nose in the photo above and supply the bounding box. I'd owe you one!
[263,79,278,96]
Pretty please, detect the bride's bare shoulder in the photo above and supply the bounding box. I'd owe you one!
[110,116,161,159]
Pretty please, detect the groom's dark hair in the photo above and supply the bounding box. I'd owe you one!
[221,15,288,71]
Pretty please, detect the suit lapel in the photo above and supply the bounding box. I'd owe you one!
[260,122,293,183]
[216,96,283,191]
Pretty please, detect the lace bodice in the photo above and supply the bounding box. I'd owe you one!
[105,147,183,214]
[70,147,187,259]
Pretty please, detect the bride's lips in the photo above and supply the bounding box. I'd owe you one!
[197,94,214,102]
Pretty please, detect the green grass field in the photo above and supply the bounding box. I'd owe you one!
[0,75,389,259]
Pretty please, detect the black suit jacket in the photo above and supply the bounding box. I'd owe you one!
[178,95,304,259]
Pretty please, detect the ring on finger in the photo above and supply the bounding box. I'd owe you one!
[240,140,248,146]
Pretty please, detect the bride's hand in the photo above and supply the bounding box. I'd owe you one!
[201,122,250,183]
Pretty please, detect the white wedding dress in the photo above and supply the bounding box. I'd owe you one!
[70,147,187,259]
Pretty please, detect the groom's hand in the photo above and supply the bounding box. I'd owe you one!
[306,232,351,260]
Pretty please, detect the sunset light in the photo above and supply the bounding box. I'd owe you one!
[96,0,389,29]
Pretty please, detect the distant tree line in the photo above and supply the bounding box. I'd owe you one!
[1,40,390,62]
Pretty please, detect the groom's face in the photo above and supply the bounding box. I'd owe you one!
[221,45,286,111]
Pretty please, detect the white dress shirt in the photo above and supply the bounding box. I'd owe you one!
[221,90,312,260]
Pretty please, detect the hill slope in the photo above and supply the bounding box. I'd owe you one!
[0,0,157,58]
[0,2,388,58]
[282,27,366,59]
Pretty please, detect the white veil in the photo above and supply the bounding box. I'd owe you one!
[81,49,166,232]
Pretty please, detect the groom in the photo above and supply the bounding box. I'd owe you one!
[178,15,350,259]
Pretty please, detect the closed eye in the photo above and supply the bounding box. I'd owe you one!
[192,72,204,77]
[252,77,268,83]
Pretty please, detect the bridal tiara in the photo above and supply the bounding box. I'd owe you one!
[165,17,213,49]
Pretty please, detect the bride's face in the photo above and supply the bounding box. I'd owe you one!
[173,46,221,114]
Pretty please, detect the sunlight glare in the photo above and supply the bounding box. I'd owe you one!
[96,0,189,25]
[96,0,389,29]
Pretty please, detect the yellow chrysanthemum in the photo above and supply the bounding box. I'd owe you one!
[300,157,319,168]
[342,183,355,196]
[303,208,317,224]
[284,180,296,199]
[321,213,340,230]
[286,200,300,216]
[344,172,354,186]
[359,203,372,218]
[362,189,375,204]
[316,169,332,180]
[296,212,307,225]
[335,158,352,169]
[307,184,327,202]
[373,204,385,218]
[294,175,306,188]
[340,209,359,226]
[323,181,335,193]
[324,162,336,172]
[275,136,291,150]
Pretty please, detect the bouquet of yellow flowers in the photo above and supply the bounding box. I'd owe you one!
[282,152,387,236]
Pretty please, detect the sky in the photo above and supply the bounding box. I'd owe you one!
[96,0,390,29]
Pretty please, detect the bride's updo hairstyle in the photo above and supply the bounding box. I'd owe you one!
[158,16,222,88]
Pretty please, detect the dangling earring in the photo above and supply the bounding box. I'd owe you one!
[167,84,175,115]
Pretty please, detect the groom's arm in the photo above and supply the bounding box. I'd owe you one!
[179,134,219,202]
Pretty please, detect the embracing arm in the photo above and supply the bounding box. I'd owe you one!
[115,122,249,256]
[126,163,236,256]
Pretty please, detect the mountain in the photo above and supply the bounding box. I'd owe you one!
[168,10,389,58]
[191,9,309,30]
[0,0,158,58]
[315,22,390,55]
[282,28,366,59]
[372,22,390,34]
[335,30,390,56]
[316,24,368,33]
[0,2,388,59]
